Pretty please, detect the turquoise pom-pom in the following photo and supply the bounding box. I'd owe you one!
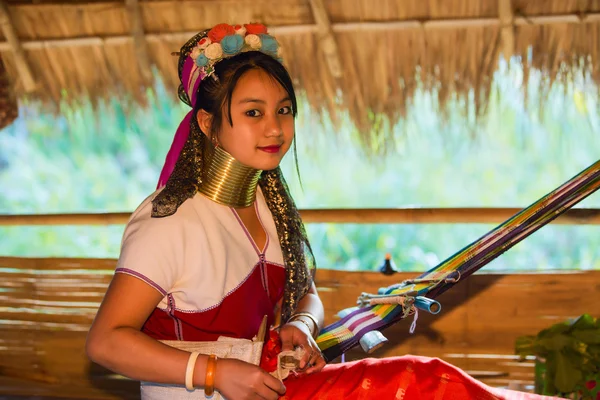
[258,34,279,56]
[221,34,244,55]
[195,54,209,67]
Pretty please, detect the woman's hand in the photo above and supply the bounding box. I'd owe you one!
[215,358,286,400]
[279,321,326,375]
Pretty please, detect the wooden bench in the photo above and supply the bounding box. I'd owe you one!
[1,256,599,398]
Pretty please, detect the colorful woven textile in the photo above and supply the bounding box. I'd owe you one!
[317,160,600,362]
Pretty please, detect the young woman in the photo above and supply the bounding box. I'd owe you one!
[87,23,561,400]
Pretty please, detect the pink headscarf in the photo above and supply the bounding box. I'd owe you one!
[156,56,206,189]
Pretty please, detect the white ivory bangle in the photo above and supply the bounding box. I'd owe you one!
[289,312,319,338]
[185,351,201,391]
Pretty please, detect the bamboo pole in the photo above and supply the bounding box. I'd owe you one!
[0,0,35,92]
[498,0,514,61]
[0,212,132,226]
[1,208,600,226]
[1,13,599,51]
[125,0,153,85]
[308,0,343,79]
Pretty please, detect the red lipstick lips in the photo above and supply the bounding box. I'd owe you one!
[258,145,281,153]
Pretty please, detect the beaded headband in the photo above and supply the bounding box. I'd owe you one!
[179,23,283,108]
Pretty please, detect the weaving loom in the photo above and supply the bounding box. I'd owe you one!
[316,160,600,362]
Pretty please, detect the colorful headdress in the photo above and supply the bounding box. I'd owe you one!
[181,23,282,112]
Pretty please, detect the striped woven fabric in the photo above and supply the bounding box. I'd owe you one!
[316,160,600,362]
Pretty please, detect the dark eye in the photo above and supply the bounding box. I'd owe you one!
[246,109,262,117]
[279,106,293,115]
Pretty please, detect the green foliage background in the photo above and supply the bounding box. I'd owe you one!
[1,68,599,272]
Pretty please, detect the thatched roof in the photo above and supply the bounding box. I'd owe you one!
[0,0,599,133]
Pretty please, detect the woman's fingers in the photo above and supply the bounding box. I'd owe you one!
[255,384,282,400]
[305,349,326,374]
[297,345,325,373]
[280,332,295,352]
[263,372,287,395]
[298,342,314,369]
[278,323,326,373]
[300,346,325,374]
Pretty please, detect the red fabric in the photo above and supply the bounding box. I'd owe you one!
[281,356,565,400]
[260,329,283,373]
[141,262,285,341]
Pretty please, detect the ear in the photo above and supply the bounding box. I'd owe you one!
[196,109,212,138]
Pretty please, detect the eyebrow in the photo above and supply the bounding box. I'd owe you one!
[238,96,291,105]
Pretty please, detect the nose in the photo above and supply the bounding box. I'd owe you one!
[265,112,283,138]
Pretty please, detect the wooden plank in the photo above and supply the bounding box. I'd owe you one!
[0,296,103,308]
[0,310,97,324]
[0,286,106,297]
[0,256,118,271]
[2,207,600,226]
[0,375,140,399]
[0,279,111,291]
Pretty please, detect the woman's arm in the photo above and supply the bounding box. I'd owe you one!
[291,282,324,335]
[86,274,286,399]
[278,282,327,374]
[85,273,211,386]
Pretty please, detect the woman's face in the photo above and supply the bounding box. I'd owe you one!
[213,68,295,171]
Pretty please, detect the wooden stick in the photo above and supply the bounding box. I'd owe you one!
[1,12,599,51]
[498,0,514,60]
[308,0,343,79]
[0,0,35,92]
[125,0,153,85]
[0,212,132,226]
[1,208,599,226]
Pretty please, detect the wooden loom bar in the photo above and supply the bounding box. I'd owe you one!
[1,13,600,51]
[1,208,599,226]
[0,0,35,91]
